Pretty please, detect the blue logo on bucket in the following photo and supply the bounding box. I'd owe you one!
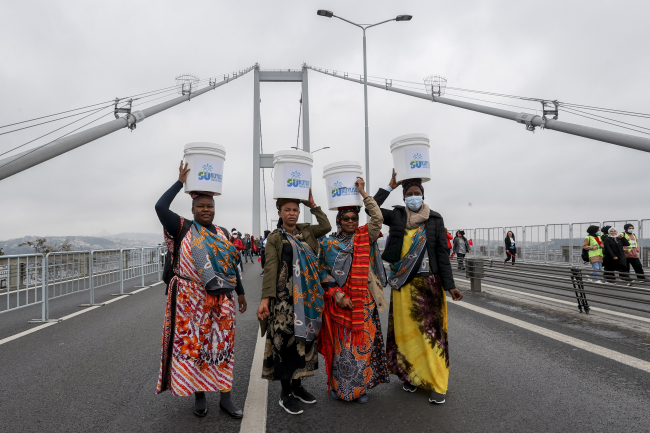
[287,171,310,188]
[198,164,222,182]
[331,181,358,198]
[409,153,430,170]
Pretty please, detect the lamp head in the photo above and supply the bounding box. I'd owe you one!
[396,15,413,21]
[317,10,334,18]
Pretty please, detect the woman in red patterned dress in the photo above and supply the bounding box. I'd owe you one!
[155,162,248,419]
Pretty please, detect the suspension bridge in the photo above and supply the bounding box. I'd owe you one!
[1,63,650,432]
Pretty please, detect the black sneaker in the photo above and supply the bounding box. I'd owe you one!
[429,391,446,404]
[402,382,417,393]
[279,394,303,415]
[292,386,317,404]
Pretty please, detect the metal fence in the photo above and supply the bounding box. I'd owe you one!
[455,219,649,266]
[0,246,164,323]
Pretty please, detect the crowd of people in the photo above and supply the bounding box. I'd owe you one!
[583,224,645,285]
[154,163,462,419]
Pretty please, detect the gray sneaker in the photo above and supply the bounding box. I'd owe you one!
[402,382,417,393]
[429,391,446,404]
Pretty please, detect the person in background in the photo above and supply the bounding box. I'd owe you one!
[260,230,270,277]
[601,226,628,284]
[231,232,244,254]
[503,231,517,267]
[583,226,604,283]
[445,228,453,253]
[622,223,645,285]
[253,236,261,256]
[452,231,471,270]
[243,233,254,264]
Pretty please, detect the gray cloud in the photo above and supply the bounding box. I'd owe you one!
[1,0,649,241]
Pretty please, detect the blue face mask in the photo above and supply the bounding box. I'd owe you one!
[405,195,423,211]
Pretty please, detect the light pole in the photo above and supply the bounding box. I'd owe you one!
[317,10,412,194]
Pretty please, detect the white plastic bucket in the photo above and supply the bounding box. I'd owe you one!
[390,133,431,183]
[272,150,313,200]
[183,142,226,195]
[322,160,364,211]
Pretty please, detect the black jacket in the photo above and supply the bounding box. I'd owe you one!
[602,235,628,267]
[372,188,455,290]
[504,237,516,249]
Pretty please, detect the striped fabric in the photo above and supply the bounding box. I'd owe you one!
[156,224,236,396]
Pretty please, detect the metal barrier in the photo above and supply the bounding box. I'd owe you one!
[0,246,164,323]
[523,225,546,262]
[642,219,650,267]
[453,257,650,316]
[474,228,489,257]
[0,254,45,317]
[547,223,571,263]
[488,227,504,258]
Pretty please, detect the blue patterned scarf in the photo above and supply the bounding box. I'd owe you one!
[280,228,324,343]
[191,222,240,297]
[387,224,429,290]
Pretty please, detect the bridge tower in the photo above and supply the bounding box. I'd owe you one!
[253,66,311,237]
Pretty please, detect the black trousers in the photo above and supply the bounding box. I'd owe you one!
[457,253,466,270]
[603,262,621,283]
[623,257,646,280]
[504,247,516,264]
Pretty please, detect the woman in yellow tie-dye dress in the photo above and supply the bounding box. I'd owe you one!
[373,173,463,404]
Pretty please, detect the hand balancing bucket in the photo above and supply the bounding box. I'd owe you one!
[390,133,431,183]
[322,160,364,211]
[183,142,226,195]
[273,150,313,201]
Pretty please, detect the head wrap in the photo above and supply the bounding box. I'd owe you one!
[401,178,424,198]
[189,191,216,200]
[336,206,361,230]
[276,198,300,210]
[601,225,611,236]
[624,223,633,231]
[587,225,600,235]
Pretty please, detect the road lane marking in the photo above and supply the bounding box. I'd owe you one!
[0,282,163,347]
[449,297,650,373]
[239,330,268,433]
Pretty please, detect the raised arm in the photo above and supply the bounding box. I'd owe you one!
[155,161,191,236]
[301,189,332,239]
[355,177,383,243]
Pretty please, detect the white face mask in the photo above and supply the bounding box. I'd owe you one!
[596,231,603,236]
[627,229,634,234]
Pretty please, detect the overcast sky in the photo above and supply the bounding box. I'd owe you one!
[1,0,649,241]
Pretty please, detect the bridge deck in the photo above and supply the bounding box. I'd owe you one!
[1,266,649,432]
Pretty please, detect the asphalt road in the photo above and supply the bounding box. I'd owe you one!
[1,262,649,432]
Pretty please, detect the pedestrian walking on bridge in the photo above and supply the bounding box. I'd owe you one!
[154,162,247,419]
[503,231,517,267]
[602,226,629,284]
[243,233,253,264]
[452,231,471,270]
[256,190,332,415]
[583,226,604,282]
[318,177,389,404]
[622,224,645,284]
[374,170,463,405]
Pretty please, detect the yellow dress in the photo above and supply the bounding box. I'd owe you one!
[387,227,449,394]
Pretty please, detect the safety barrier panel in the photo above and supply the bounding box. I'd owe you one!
[0,246,164,323]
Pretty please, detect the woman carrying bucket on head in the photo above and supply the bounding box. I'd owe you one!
[376,133,462,405]
[317,176,390,404]
[256,189,331,415]
[155,159,247,420]
[257,149,332,416]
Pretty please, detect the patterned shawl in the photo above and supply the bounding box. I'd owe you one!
[190,221,241,307]
[319,224,387,342]
[387,224,429,290]
[279,227,324,343]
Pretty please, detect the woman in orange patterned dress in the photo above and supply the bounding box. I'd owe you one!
[155,162,248,419]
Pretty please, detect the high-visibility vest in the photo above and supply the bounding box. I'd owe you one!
[623,232,638,250]
[586,236,604,258]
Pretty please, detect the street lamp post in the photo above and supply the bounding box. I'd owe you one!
[317,10,412,194]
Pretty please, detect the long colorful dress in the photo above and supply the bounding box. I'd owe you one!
[318,223,390,401]
[386,226,449,394]
[157,219,240,396]
[262,229,323,381]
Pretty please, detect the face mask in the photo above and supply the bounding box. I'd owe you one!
[596,231,603,236]
[405,196,423,211]
[627,229,634,234]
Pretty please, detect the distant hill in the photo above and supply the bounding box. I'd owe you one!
[0,233,163,256]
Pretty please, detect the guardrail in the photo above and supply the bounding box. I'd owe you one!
[0,246,165,323]
[452,257,650,316]
[449,219,649,266]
